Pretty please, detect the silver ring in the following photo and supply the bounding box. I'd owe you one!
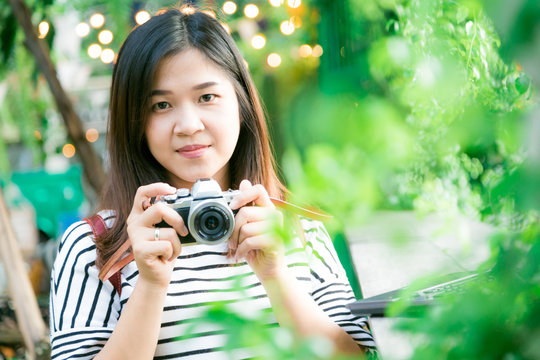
[154,227,160,241]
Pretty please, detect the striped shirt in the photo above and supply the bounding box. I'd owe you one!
[49,211,376,359]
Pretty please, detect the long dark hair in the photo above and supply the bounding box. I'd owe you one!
[96,5,285,268]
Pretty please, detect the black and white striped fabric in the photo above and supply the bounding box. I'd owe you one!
[49,211,376,359]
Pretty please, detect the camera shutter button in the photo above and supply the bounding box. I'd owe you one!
[160,194,174,202]
[177,188,190,197]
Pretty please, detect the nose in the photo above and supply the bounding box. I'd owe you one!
[173,104,204,136]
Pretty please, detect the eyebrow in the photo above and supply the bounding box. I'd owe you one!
[150,81,220,97]
[150,89,172,96]
[193,81,220,90]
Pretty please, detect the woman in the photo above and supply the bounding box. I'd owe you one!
[49,5,376,359]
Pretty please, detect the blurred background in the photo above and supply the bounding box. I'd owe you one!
[0,0,539,359]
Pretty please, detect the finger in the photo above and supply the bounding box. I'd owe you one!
[228,207,272,251]
[233,220,274,257]
[238,220,274,243]
[239,179,252,192]
[235,235,274,261]
[138,240,174,263]
[132,183,176,214]
[142,203,188,236]
[229,181,273,209]
[154,227,182,260]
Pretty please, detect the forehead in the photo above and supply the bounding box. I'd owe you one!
[152,48,230,87]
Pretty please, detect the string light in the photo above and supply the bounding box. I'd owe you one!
[98,30,113,45]
[75,22,90,37]
[267,53,282,68]
[269,0,284,7]
[85,128,99,143]
[298,44,312,57]
[244,4,259,18]
[38,21,49,39]
[135,10,151,25]
[251,34,266,49]
[312,44,323,57]
[89,13,105,28]
[87,44,102,59]
[100,49,115,64]
[62,144,76,158]
[280,20,295,35]
[287,0,301,8]
[223,1,237,15]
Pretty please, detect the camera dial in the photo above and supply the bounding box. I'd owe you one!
[155,179,239,245]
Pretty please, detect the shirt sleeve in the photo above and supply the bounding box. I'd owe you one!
[49,219,120,360]
[302,218,378,352]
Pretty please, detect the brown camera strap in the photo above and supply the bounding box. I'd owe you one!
[85,214,124,295]
[89,197,333,288]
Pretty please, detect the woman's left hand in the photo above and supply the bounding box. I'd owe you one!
[228,179,285,281]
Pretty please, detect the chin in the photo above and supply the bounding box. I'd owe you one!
[175,172,214,185]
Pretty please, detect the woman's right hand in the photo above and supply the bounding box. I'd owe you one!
[126,183,188,288]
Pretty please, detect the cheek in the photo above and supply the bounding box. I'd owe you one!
[227,110,241,150]
[145,119,167,153]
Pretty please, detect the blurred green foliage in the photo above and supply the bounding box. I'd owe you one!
[284,0,534,227]
[275,0,540,358]
[280,0,539,358]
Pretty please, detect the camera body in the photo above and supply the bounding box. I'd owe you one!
[155,178,239,245]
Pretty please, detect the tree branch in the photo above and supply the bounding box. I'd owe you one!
[7,0,106,195]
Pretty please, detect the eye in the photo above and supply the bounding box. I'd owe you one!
[199,94,216,103]
[152,101,171,111]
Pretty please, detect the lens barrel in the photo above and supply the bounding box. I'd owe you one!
[188,200,235,244]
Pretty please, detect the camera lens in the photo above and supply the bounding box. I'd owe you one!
[188,199,235,245]
[200,209,224,236]
[194,205,231,242]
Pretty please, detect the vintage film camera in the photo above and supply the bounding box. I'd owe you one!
[154,178,240,245]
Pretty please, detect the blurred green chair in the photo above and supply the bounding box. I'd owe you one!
[10,165,85,240]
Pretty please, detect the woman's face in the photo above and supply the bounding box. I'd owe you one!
[146,48,241,190]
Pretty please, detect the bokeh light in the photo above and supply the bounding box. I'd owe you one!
[38,21,49,39]
[251,34,266,49]
[75,22,90,37]
[267,53,282,68]
[89,13,105,28]
[100,48,115,64]
[85,128,99,143]
[244,4,259,18]
[280,20,295,35]
[62,144,76,158]
[269,0,284,7]
[87,44,102,59]
[298,44,312,57]
[98,30,113,45]
[135,10,151,25]
[312,44,323,57]
[287,0,301,9]
[223,1,237,15]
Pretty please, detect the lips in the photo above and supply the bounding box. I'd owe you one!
[179,144,207,152]
[177,144,209,159]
